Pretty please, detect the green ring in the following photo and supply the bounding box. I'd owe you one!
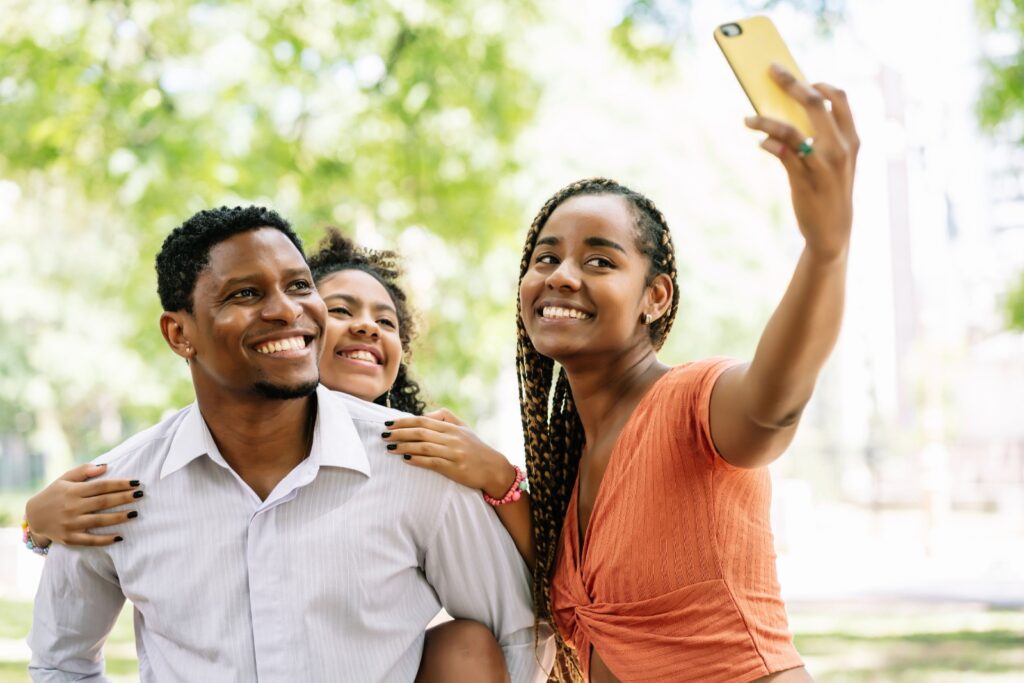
[797,139,814,158]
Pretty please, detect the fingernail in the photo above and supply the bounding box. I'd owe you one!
[127,511,139,519]
[97,463,107,468]
[384,420,394,427]
[387,444,397,451]
[114,536,124,542]
[129,480,140,487]
[403,454,411,461]
[133,490,145,498]
[744,116,757,125]
[770,62,784,73]
[381,431,391,438]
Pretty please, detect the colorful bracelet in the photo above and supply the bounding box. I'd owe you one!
[483,464,529,506]
[21,516,49,556]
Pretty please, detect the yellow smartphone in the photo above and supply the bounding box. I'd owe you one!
[714,16,813,138]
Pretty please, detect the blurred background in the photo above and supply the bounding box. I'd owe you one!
[1,0,1022,680]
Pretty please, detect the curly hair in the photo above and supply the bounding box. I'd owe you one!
[156,206,303,313]
[307,227,427,415]
[515,178,680,681]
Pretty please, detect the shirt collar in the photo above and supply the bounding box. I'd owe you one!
[160,385,371,480]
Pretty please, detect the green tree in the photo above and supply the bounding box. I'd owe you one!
[977,0,1024,136]
[1005,270,1024,330]
[611,0,845,63]
[976,0,1024,329]
[0,0,538,475]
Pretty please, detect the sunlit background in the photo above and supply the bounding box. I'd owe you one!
[1,0,1023,680]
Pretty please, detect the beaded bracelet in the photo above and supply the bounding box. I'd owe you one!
[21,516,50,556]
[483,464,529,507]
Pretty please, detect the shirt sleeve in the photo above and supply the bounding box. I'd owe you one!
[28,543,125,682]
[669,356,741,465]
[423,485,554,683]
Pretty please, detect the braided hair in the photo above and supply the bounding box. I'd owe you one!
[516,178,679,680]
[307,228,427,415]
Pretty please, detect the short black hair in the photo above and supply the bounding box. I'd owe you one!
[156,206,304,313]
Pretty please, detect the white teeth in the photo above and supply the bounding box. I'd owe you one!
[256,337,305,354]
[542,306,591,320]
[340,350,378,363]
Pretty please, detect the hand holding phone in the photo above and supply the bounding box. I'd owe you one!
[713,14,861,266]
[714,16,814,138]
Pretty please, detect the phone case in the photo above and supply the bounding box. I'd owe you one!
[714,16,813,138]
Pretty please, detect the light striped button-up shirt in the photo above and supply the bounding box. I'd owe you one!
[29,385,550,682]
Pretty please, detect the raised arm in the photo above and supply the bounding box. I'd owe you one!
[383,409,536,568]
[710,65,860,469]
[28,544,125,682]
[423,485,552,683]
[24,463,142,549]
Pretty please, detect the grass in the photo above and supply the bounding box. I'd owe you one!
[0,599,1020,681]
[791,606,1024,681]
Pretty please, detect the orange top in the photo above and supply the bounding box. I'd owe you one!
[550,358,803,682]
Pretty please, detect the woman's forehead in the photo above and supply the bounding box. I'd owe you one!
[318,268,394,307]
[537,194,637,247]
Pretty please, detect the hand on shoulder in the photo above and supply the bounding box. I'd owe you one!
[24,463,142,548]
[381,408,517,498]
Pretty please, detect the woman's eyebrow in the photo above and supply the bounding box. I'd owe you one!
[584,236,626,253]
[534,235,626,253]
[325,292,396,315]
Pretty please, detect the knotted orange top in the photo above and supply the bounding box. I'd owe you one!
[550,358,803,682]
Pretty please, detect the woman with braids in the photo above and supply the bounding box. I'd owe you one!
[385,65,858,681]
[21,227,525,682]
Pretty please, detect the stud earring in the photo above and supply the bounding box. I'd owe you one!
[642,313,653,325]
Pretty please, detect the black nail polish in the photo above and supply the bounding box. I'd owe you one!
[403,454,411,461]
[127,511,139,519]
[381,431,391,438]
[133,490,144,498]
[384,420,394,427]
[387,444,397,451]
[129,480,140,487]
[114,536,124,542]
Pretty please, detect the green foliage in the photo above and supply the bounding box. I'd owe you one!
[978,2,1024,331]
[1005,270,1024,330]
[611,1,684,65]
[611,0,845,64]
[0,0,539,459]
[977,0,1024,138]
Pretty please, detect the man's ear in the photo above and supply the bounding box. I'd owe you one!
[645,273,674,324]
[160,312,195,363]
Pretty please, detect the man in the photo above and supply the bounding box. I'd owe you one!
[29,206,548,682]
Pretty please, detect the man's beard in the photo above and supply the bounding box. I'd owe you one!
[253,378,319,400]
